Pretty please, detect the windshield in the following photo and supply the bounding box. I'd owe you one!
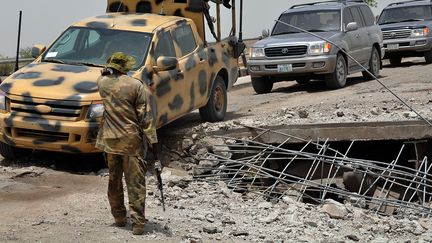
[272,10,341,35]
[378,6,432,24]
[43,27,152,70]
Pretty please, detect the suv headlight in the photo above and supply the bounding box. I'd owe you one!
[86,102,104,120]
[0,92,7,113]
[412,28,430,38]
[309,42,332,55]
[250,47,265,58]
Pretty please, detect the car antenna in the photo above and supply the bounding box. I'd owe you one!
[15,11,23,72]
[159,1,166,15]
[112,0,125,27]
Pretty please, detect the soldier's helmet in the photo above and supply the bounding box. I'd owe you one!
[106,52,136,73]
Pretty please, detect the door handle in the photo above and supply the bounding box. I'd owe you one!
[355,34,360,38]
[199,58,206,64]
[176,70,184,79]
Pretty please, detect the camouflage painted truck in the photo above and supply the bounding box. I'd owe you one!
[0,0,244,159]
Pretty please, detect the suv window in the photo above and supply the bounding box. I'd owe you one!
[378,5,432,24]
[173,24,197,57]
[350,7,365,28]
[273,10,341,35]
[343,8,355,26]
[360,5,375,26]
[154,31,176,61]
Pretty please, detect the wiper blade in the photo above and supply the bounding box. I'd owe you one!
[399,19,424,22]
[43,59,65,64]
[379,21,398,25]
[305,29,326,32]
[70,62,104,68]
[273,31,298,35]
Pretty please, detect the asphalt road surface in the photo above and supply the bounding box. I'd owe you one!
[1,56,432,242]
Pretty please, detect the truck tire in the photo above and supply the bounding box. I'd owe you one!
[389,57,402,66]
[199,76,227,122]
[0,142,32,160]
[296,78,310,85]
[251,76,273,94]
[424,50,432,64]
[325,54,347,89]
[362,47,380,81]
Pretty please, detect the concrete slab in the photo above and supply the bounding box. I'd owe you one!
[212,120,432,144]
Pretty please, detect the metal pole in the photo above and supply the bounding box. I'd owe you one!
[15,11,23,72]
[231,0,236,35]
[239,0,243,41]
[216,3,221,40]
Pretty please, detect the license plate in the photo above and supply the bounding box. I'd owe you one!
[277,64,293,73]
[387,44,399,50]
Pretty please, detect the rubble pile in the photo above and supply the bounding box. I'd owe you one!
[147,171,432,242]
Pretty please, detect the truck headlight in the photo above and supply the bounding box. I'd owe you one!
[309,42,331,55]
[412,28,430,38]
[250,47,265,58]
[86,102,104,120]
[0,93,6,112]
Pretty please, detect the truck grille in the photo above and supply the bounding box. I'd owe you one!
[9,99,83,121]
[265,46,308,57]
[15,128,70,142]
[383,30,411,40]
[265,63,306,69]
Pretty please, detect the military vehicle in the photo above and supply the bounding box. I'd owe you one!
[378,0,432,66]
[248,0,383,94]
[0,0,244,159]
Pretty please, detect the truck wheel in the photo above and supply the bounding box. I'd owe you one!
[389,57,402,66]
[199,76,227,122]
[325,54,347,89]
[0,142,32,160]
[251,76,273,94]
[296,78,310,85]
[362,47,380,81]
[424,50,432,64]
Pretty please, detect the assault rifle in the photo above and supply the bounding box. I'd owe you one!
[154,160,166,211]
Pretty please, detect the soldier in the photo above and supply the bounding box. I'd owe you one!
[96,52,159,235]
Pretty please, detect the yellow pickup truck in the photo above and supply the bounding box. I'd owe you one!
[0,0,244,159]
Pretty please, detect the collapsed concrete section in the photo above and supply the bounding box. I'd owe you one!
[195,123,432,217]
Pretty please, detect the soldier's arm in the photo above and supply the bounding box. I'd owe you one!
[136,84,158,146]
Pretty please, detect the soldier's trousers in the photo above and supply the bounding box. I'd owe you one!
[106,153,147,227]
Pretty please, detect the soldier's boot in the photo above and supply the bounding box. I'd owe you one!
[114,216,127,227]
[132,225,145,235]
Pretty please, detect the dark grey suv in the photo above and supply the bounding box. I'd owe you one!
[378,0,432,65]
[248,0,384,94]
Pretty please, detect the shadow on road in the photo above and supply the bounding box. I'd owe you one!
[1,151,106,174]
[383,60,429,69]
[271,76,371,94]
[112,220,173,237]
[158,111,246,136]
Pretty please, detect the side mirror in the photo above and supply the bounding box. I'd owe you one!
[154,56,178,72]
[31,45,46,58]
[345,22,358,32]
[262,29,270,38]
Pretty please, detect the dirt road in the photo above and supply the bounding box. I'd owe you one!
[1,57,432,242]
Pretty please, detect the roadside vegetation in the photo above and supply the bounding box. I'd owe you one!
[0,47,33,76]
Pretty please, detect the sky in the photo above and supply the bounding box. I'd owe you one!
[0,0,397,57]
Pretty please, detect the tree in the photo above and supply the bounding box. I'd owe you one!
[0,54,14,76]
[364,0,377,7]
[19,47,32,58]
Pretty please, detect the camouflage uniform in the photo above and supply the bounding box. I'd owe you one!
[96,52,158,232]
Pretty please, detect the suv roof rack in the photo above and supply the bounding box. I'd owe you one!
[290,0,364,9]
[388,0,431,7]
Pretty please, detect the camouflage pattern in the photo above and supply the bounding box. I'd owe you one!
[96,72,158,156]
[106,153,147,228]
[106,52,136,74]
[0,0,239,154]
[107,0,210,42]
